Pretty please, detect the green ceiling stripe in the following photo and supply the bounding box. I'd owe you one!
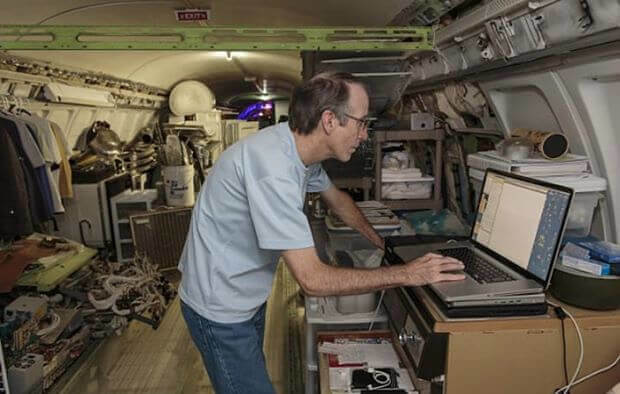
[0,25,433,50]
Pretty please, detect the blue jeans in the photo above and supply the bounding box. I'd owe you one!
[180,300,275,394]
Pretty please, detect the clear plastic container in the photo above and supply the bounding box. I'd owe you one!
[564,192,603,236]
[326,229,392,252]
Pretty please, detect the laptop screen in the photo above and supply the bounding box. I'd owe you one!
[472,171,572,281]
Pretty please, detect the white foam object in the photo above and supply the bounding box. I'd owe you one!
[169,80,215,116]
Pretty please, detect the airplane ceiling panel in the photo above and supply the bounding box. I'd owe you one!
[1,0,411,26]
[1,0,415,105]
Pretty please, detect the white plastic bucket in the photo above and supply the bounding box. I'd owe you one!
[162,165,195,207]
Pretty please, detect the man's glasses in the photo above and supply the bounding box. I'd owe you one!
[344,113,371,130]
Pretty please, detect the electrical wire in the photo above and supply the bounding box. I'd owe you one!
[548,301,584,394]
[367,290,386,331]
[563,354,620,389]
[366,367,392,390]
[560,318,569,385]
[550,301,570,385]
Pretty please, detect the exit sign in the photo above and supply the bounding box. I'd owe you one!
[175,9,210,22]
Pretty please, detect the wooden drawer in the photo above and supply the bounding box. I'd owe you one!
[317,330,432,394]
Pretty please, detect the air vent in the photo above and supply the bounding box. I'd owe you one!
[130,208,192,270]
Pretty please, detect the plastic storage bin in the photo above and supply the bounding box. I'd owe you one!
[326,229,393,252]
[565,192,603,236]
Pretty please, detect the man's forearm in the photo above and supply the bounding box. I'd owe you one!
[304,263,406,297]
[283,247,465,298]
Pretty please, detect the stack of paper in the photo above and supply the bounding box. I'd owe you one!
[468,150,590,176]
[467,150,607,193]
[326,200,401,231]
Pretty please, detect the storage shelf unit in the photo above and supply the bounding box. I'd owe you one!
[374,129,444,210]
[110,189,157,263]
[331,176,373,201]
[305,296,388,394]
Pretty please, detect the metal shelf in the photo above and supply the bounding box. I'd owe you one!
[453,128,503,136]
[110,189,157,263]
[380,198,444,211]
[374,129,444,211]
[374,129,444,142]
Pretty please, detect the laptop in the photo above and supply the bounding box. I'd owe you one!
[389,169,573,307]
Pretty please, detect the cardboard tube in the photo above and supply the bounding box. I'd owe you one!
[513,128,569,159]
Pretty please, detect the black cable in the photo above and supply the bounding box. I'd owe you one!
[550,303,570,386]
[560,318,569,385]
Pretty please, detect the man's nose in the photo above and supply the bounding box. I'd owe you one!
[359,127,369,142]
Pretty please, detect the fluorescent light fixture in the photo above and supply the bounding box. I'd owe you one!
[43,82,115,107]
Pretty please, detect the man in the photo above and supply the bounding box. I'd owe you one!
[178,72,465,393]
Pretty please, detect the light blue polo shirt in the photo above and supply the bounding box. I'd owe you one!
[178,122,332,323]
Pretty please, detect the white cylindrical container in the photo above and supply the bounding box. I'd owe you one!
[162,165,195,207]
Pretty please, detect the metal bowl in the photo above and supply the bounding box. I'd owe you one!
[550,264,620,310]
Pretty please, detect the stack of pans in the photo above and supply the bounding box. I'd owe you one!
[122,142,157,174]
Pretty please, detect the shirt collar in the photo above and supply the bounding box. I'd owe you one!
[279,122,309,172]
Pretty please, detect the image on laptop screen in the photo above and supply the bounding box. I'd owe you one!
[472,172,572,281]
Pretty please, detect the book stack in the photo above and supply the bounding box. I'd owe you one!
[559,240,620,276]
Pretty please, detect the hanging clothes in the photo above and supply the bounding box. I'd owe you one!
[0,125,34,238]
[49,120,73,198]
[22,113,65,213]
[0,116,53,231]
[1,112,57,216]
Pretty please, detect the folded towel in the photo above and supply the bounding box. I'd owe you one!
[382,168,422,175]
[382,182,432,200]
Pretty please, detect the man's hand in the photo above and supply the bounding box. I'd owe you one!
[402,253,466,286]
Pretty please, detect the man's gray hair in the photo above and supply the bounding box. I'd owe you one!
[288,72,368,135]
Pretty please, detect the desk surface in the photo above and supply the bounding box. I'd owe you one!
[406,285,620,333]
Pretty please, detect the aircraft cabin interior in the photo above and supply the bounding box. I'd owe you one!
[0,1,619,393]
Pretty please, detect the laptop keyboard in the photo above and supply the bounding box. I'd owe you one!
[438,248,515,284]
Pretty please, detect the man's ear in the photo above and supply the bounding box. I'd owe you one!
[320,110,336,135]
